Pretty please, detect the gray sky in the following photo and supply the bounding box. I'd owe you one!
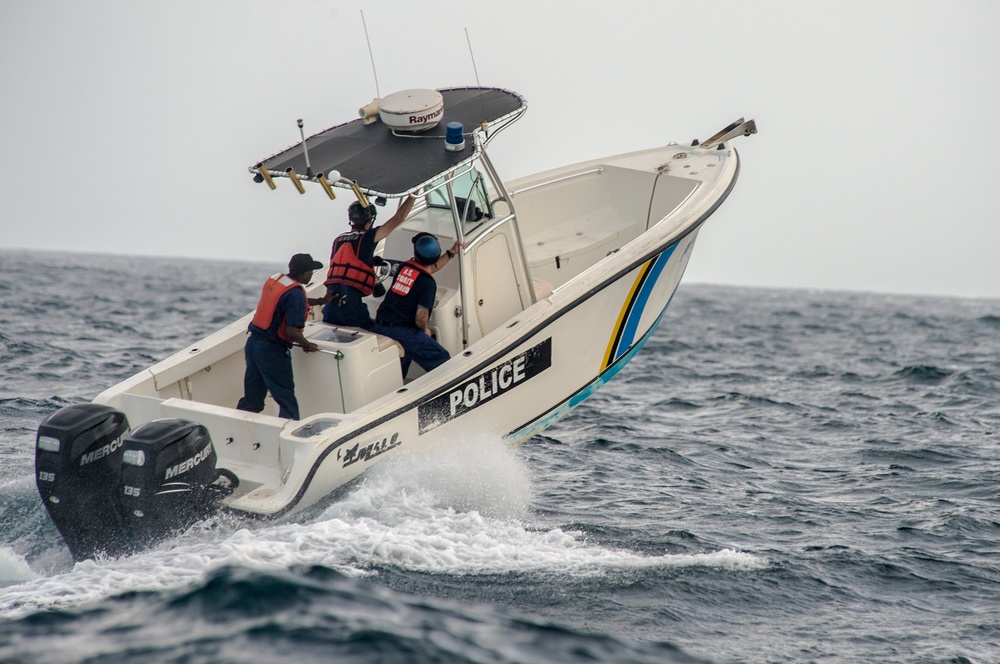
[3,1,998,298]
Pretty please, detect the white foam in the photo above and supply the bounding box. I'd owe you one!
[0,547,36,586]
[0,433,765,617]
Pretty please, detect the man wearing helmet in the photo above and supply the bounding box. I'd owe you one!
[372,232,462,377]
[322,195,415,329]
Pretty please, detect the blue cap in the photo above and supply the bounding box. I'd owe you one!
[413,233,442,265]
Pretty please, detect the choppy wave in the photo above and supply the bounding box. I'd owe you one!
[2,251,1000,663]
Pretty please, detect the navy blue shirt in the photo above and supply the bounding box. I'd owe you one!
[251,287,308,348]
[376,264,436,327]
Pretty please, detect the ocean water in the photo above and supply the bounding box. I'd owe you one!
[1,248,999,663]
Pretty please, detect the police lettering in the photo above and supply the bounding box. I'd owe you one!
[164,444,212,480]
[448,356,527,417]
[417,338,552,434]
[79,435,125,466]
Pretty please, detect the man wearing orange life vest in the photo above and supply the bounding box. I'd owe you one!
[372,232,462,378]
[322,195,415,329]
[237,253,331,420]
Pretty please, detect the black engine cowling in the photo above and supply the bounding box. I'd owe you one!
[119,418,233,546]
[36,405,237,561]
[36,403,132,561]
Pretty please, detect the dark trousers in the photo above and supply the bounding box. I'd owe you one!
[236,334,300,420]
[321,285,373,329]
[371,325,451,377]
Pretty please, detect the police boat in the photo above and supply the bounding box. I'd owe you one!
[36,87,756,561]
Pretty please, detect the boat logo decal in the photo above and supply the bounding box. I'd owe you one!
[78,433,126,467]
[418,337,552,434]
[408,107,443,126]
[339,432,401,468]
[164,443,213,480]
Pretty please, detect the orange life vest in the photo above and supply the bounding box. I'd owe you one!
[250,274,307,344]
[324,233,376,296]
[389,260,431,298]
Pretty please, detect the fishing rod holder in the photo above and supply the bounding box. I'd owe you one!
[286,167,306,195]
[349,180,371,208]
[256,164,276,190]
[317,173,336,200]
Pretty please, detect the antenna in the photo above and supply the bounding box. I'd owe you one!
[465,28,487,122]
[361,10,381,98]
[297,118,312,177]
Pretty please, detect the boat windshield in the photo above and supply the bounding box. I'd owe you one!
[425,168,498,236]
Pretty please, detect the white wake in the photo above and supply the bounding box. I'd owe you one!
[0,432,764,618]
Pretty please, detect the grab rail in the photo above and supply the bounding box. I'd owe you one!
[508,167,604,197]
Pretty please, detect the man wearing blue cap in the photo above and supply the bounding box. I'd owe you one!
[372,233,462,377]
[237,253,331,420]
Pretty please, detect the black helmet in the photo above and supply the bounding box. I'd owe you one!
[413,232,442,265]
[348,202,376,227]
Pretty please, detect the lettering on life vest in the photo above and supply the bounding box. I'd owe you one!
[416,337,552,434]
[390,266,420,297]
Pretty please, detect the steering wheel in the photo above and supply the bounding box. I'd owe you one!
[374,258,404,287]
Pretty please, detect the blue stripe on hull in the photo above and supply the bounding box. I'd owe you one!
[611,244,676,365]
[509,273,681,445]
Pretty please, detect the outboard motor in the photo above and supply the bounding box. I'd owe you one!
[36,406,237,561]
[36,403,132,561]
[119,418,235,549]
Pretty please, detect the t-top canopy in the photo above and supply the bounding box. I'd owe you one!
[252,87,526,197]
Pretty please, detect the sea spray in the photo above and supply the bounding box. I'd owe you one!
[0,547,35,587]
